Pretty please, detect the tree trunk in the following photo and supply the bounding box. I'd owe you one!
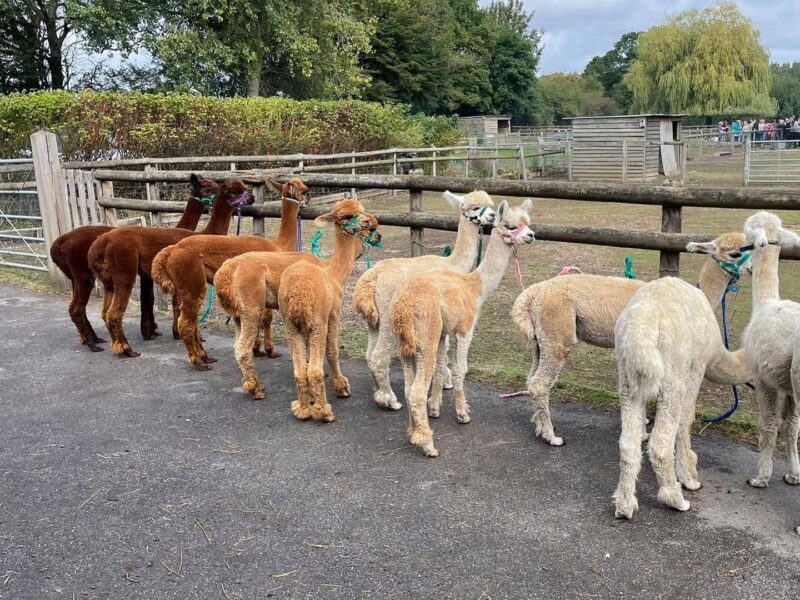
[246,57,261,97]
[41,3,64,89]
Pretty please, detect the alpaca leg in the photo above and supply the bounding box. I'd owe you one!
[442,335,453,390]
[139,276,161,340]
[369,323,401,410]
[235,312,265,399]
[288,323,313,420]
[325,309,350,398]
[106,279,139,357]
[309,322,335,423]
[171,295,181,339]
[648,384,690,512]
[527,339,570,446]
[254,309,281,358]
[428,337,448,418]
[178,295,209,371]
[675,375,704,491]
[407,351,439,457]
[613,377,644,519]
[70,277,103,351]
[748,387,781,488]
[783,369,800,484]
[451,331,474,424]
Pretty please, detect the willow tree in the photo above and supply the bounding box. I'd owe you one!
[625,1,773,115]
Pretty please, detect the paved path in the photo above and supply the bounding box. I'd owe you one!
[0,282,798,599]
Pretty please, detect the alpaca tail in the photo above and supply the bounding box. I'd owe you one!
[213,262,238,316]
[152,246,176,295]
[281,278,315,334]
[49,234,70,279]
[353,269,379,327]
[511,286,538,343]
[87,235,110,284]
[618,324,664,403]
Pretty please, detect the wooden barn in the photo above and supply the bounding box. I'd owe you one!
[567,114,683,182]
[456,115,512,139]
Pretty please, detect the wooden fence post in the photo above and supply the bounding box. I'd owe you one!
[432,149,437,177]
[409,189,424,257]
[392,150,398,197]
[622,140,628,182]
[659,205,682,277]
[145,165,162,227]
[351,153,357,198]
[30,130,70,291]
[252,183,266,236]
[518,144,527,181]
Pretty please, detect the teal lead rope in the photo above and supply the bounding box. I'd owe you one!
[199,284,215,324]
[311,230,325,258]
[623,256,636,279]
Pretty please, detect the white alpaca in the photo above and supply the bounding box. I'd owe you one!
[740,211,800,489]
[612,276,752,519]
[353,190,496,411]
[511,232,752,446]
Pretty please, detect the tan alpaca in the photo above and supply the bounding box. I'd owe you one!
[391,200,535,457]
[353,190,496,411]
[278,207,381,422]
[214,199,376,401]
[511,232,752,446]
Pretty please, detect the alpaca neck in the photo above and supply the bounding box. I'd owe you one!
[275,199,301,249]
[174,197,206,230]
[200,196,235,235]
[448,213,482,271]
[697,261,733,308]
[705,348,752,385]
[751,246,781,312]
[326,227,364,284]
[470,229,515,306]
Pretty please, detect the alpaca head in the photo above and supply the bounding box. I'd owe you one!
[495,199,535,246]
[687,232,752,275]
[744,211,800,249]
[268,177,309,205]
[189,173,220,201]
[442,190,496,226]
[314,199,381,245]
[219,179,254,207]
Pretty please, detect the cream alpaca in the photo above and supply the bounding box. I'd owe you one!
[511,232,751,446]
[740,212,800,489]
[391,200,535,457]
[353,190,496,411]
[278,208,380,423]
[612,277,752,519]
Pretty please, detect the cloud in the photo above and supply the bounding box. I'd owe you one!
[491,0,800,73]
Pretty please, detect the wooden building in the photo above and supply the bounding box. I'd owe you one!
[456,115,512,138]
[567,114,683,182]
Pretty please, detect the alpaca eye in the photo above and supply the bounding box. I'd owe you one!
[728,251,742,259]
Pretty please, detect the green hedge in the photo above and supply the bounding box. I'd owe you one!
[0,91,461,160]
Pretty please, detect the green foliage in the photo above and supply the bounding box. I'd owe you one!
[771,63,800,116]
[539,73,618,123]
[0,91,457,159]
[583,32,639,113]
[625,1,773,115]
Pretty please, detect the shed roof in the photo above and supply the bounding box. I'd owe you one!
[566,114,684,121]
[457,115,512,120]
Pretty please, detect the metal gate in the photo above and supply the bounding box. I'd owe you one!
[745,139,800,185]
[0,159,48,272]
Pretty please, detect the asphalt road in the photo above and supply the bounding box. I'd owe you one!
[0,282,798,600]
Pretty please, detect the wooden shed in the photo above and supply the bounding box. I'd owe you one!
[456,115,512,138]
[567,114,683,182]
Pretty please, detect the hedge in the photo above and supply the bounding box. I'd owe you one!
[0,91,461,160]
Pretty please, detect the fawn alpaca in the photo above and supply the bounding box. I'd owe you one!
[391,200,534,457]
[278,205,381,422]
[50,176,217,351]
[151,177,309,369]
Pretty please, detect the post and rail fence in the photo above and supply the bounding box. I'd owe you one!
[12,131,800,292]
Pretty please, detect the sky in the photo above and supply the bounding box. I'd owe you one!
[499,0,800,75]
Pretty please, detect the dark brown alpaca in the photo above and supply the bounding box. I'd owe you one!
[151,178,309,370]
[49,175,219,351]
[88,178,253,357]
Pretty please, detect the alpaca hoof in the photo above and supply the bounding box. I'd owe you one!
[428,408,440,418]
[124,348,141,358]
[87,342,104,352]
[92,335,105,344]
[747,477,769,489]
[443,382,453,391]
[457,413,471,424]
[311,405,336,423]
[681,479,703,491]
[291,400,313,420]
[202,355,217,364]
[613,495,638,519]
[331,375,351,398]
[243,380,265,400]
[547,436,565,447]
[267,349,282,359]
[253,348,268,357]
[424,446,440,458]
[374,390,402,410]
[658,487,690,512]
[193,362,212,372]
[783,473,800,486]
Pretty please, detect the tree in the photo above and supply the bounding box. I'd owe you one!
[771,63,800,116]
[625,1,773,115]
[539,73,618,123]
[583,31,638,112]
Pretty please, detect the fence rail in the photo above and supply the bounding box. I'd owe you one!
[745,139,800,185]
[0,157,48,273]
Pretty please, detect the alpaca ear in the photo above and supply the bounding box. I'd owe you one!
[520,198,533,213]
[779,228,800,248]
[443,190,464,209]
[267,178,284,193]
[190,173,200,186]
[496,200,509,223]
[314,212,337,227]
[686,240,718,254]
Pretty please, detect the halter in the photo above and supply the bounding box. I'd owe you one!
[229,191,249,235]
[192,195,216,211]
[739,241,779,251]
[503,222,530,244]
[712,251,751,276]
[501,222,530,289]
[468,205,492,224]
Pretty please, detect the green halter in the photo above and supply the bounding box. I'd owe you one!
[192,195,216,212]
[712,251,752,276]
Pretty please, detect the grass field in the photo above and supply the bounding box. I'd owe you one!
[2,150,796,446]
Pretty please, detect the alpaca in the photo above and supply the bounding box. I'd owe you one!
[353,190,496,411]
[390,200,535,457]
[152,177,309,370]
[49,175,218,351]
[214,199,376,400]
[739,212,800,489]
[89,179,252,357]
[511,232,752,446]
[612,277,752,519]
[278,205,381,422]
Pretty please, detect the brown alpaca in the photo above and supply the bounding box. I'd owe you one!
[391,200,535,456]
[151,178,309,370]
[49,175,218,351]
[89,178,253,357]
[279,203,381,422]
[214,199,372,400]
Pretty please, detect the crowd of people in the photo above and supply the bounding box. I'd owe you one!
[716,116,800,143]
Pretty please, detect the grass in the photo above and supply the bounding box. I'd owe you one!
[0,266,58,295]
